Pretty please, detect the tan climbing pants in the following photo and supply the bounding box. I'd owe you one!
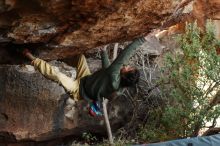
[32,55,91,101]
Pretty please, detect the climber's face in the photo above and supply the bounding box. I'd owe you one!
[120,66,140,87]
[120,65,135,74]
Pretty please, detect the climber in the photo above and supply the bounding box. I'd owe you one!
[23,37,147,117]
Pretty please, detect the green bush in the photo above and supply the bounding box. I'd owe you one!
[139,22,220,142]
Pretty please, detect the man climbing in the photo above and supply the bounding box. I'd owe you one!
[23,36,147,116]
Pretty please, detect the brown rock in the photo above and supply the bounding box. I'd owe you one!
[0,0,219,62]
[0,0,175,61]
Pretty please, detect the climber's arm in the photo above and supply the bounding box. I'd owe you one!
[109,37,146,72]
[100,47,111,68]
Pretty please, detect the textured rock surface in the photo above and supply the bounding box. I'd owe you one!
[166,0,220,31]
[0,64,132,142]
[192,0,220,30]
[0,0,219,62]
[0,0,175,61]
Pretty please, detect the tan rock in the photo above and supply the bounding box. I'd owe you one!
[0,0,175,61]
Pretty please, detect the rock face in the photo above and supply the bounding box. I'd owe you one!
[0,0,175,61]
[0,64,132,142]
[0,0,219,143]
[0,0,219,62]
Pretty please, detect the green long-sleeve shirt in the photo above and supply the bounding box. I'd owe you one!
[79,37,146,101]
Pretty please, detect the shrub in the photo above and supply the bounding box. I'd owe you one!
[139,22,220,142]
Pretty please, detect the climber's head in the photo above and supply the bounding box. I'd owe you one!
[120,66,140,87]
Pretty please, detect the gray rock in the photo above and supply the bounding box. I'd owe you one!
[0,63,132,142]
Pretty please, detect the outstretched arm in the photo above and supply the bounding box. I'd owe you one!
[100,47,111,68]
[23,49,75,93]
[109,37,146,72]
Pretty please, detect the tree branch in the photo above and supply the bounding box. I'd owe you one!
[202,127,220,136]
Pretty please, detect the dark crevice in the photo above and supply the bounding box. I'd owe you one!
[0,42,45,65]
[0,133,105,146]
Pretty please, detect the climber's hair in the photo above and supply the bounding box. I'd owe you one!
[120,68,140,87]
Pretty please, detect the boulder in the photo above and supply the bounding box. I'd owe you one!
[0,0,176,61]
[0,63,132,142]
[0,0,219,62]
